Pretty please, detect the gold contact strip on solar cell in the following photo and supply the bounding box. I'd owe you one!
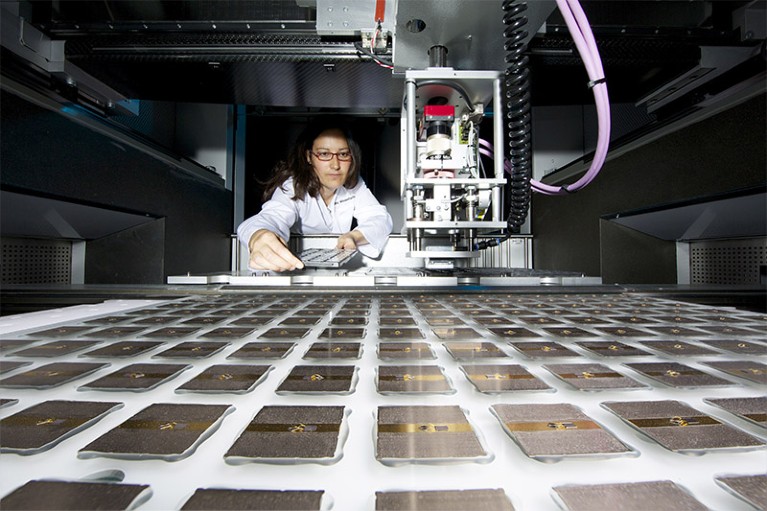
[285,374,351,381]
[503,420,602,432]
[308,347,359,352]
[244,423,341,433]
[95,344,154,352]
[492,329,537,337]
[262,329,308,337]
[1,416,94,428]
[628,416,721,428]
[108,372,181,379]
[280,318,319,325]
[728,410,767,422]
[237,346,286,352]
[321,329,365,336]
[203,328,254,335]
[468,373,535,380]
[145,329,200,336]
[558,372,624,379]
[599,329,642,335]
[117,420,216,431]
[377,423,474,433]
[478,318,509,324]
[378,374,445,382]
[23,343,75,350]
[643,370,705,378]
[545,329,582,336]
[160,347,218,355]
[381,317,416,324]
[192,372,263,381]
[14,370,87,378]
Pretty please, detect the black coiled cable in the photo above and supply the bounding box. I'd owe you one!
[502,0,532,234]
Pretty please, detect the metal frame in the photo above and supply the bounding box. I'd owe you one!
[401,68,506,262]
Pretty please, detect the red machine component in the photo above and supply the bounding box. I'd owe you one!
[424,105,455,120]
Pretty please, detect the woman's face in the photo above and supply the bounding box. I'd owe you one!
[307,129,352,197]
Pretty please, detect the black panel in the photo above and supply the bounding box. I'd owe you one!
[0,91,233,283]
[21,0,756,112]
[529,35,703,105]
[532,93,767,282]
[599,220,677,285]
[30,1,315,28]
[85,219,166,284]
[64,56,403,109]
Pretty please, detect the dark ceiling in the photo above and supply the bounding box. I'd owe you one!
[5,0,766,120]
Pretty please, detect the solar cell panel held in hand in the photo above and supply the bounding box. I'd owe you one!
[297,248,358,268]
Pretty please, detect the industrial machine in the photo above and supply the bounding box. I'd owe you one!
[1,2,766,511]
[397,0,611,269]
[3,0,763,285]
[401,56,508,268]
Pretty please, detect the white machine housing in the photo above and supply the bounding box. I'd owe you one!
[401,66,507,268]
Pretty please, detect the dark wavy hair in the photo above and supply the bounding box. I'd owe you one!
[262,119,362,201]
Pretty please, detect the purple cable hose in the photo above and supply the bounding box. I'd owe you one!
[483,0,611,196]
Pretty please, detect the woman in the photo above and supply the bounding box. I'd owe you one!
[237,120,393,272]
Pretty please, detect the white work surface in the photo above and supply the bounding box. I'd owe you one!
[0,292,765,510]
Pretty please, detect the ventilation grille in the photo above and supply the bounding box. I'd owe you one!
[1,238,72,285]
[690,238,767,285]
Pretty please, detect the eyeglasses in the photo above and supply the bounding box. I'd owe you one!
[312,150,352,162]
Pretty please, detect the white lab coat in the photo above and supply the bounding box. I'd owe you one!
[237,177,393,258]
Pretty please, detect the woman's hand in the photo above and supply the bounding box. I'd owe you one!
[336,229,368,251]
[248,229,304,272]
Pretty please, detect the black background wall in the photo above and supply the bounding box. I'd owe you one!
[533,94,766,284]
[0,91,233,284]
[243,115,403,230]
